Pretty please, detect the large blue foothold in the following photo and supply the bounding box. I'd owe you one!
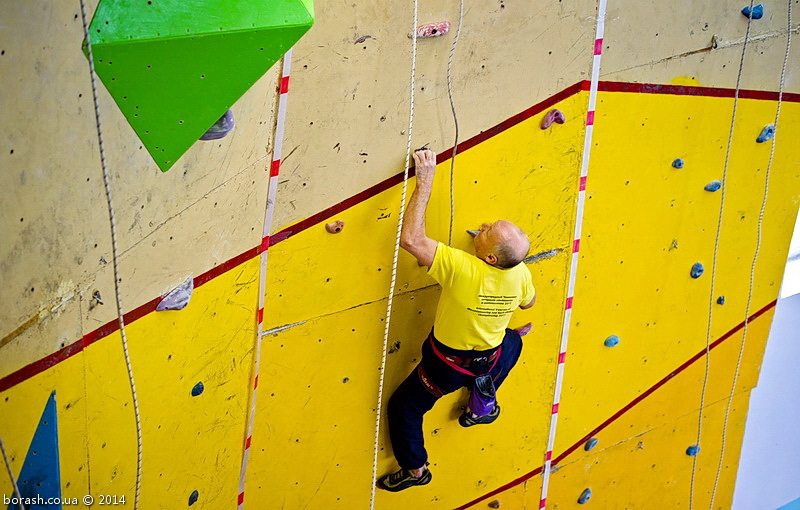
[672,158,684,169]
[742,4,764,19]
[704,180,722,192]
[604,335,620,348]
[686,445,701,456]
[756,124,775,143]
[578,488,593,504]
[584,437,599,451]
[191,382,205,397]
[188,490,199,506]
[691,263,705,279]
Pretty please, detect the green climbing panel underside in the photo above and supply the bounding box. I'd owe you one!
[87,0,313,171]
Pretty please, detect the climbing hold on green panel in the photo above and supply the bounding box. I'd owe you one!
[85,0,314,171]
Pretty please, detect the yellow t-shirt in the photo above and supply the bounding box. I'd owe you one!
[428,242,535,351]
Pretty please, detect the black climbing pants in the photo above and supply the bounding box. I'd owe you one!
[387,329,523,470]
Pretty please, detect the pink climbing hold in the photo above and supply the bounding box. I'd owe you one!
[408,21,451,39]
[541,109,566,129]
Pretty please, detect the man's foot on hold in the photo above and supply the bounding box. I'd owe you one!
[515,322,533,337]
[377,467,432,492]
[458,404,501,427]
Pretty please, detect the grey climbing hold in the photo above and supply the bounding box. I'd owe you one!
[466,229,480,237]
[584,437,599,451]
[604,335,620,348]
[157,277,194,311]
[672,158,684,169]
[741,4,764,19]
[686,445,701,456]
[191,382,204,397]
[188,490,199,505]
[691,263,704,279]
[200,109,235,140]
[704,180,722,192]
[541,109,566,129]
[578,488,592,504]
[756,124,775,143]
[717,296,725,305]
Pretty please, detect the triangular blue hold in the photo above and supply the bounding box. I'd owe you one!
[7,391,61,510]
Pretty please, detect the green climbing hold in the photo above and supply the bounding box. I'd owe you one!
[84,0,314,171]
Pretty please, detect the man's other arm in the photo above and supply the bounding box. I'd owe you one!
[400,149,438,267]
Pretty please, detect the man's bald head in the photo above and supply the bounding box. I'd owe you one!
[474,220,531,268]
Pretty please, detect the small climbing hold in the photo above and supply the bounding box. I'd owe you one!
[672,158,684,169]
[756,124,775,143]
[686,445,701,456]
[741,4,764,19]
[604,335,620,348]
[704,180,722,192]
[188,490,199,505]
[717,296,725,305]
[466,229,480,237]
[199,109,235,140]
[584,437,599,451]
[325,220,345,234]
[691,263,704,279]
[541,109,566,130]
[191,382,204,397]
[408,21,451,39]
[156,276,194,311]
[488,500,501,509]
[578,488,592,504]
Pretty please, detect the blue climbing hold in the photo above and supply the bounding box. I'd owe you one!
[704,180,722,192]
[686,445,701,456]
[717,296,726,305]
[191,382,205,397]
[741,4,764,19]
[604,335,620,347]
[691,263,704,279]
[756,124,775,143]
[672,158,684,169]
[584,437,599,451]
[466,230,480,237]
[188,490,199,506]
[578,488,593,504]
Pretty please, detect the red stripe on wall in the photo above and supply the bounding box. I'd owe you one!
[280,76,290,94]
[270,159,281,177]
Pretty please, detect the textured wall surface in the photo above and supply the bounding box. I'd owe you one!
[1,0,799,509]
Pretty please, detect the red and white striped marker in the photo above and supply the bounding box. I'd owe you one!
[538,1,607,508]
[237,49,293,509]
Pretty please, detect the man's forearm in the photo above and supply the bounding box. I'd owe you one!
[401,177,433,245]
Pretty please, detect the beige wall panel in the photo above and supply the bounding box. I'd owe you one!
[601,0,799,92]
[273,0,597,230]
[1,2,278,348]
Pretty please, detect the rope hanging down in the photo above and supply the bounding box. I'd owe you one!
[78,1,143,508]
[709,2,793,508]
[446,0,464,246]
[369,0,419,507]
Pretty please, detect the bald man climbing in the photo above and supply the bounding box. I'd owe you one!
[378,148,536,492]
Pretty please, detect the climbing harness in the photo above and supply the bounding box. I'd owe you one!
[369,0,419,507]
[689,2,756,508]
[538,1,607,508]
[78,1,143,508]
[446,0,464,246]
[709,2,793,508]
[1,436,24,510]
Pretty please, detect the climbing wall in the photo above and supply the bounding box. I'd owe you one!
[1,1,799,510]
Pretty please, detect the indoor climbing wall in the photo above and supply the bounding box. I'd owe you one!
[1,2,798,510]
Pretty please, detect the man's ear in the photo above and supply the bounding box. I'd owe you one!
[484,253,498,265]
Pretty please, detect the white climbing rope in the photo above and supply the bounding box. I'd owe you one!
[709,2,793,508]
[78,2,143,508]
[1,436,25,510]
[369,0,418,507]
[446,0,464,246]
[689,2,755,508]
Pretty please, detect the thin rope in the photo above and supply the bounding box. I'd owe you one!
[709,2,793,508]
[446,0,464,246]
[369,0,418,507]
[1,436,25,510]
[78,2,143,508]
[689,2,754,507]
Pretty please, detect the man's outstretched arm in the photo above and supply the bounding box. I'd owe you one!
[400,149,438,267]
